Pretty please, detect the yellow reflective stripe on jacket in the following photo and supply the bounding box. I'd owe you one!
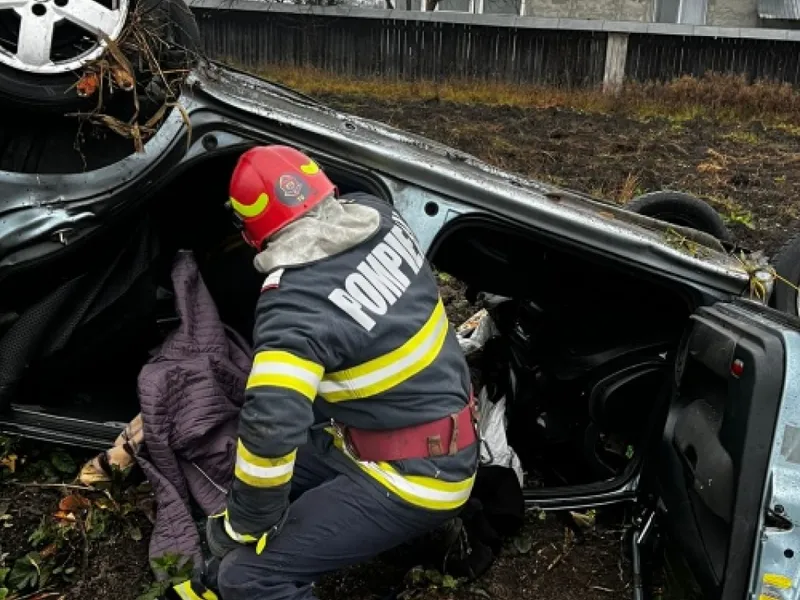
[173,580,219,600]
[234,441,297,488]
[246,350,324,401]
[319,299,448,402]
[329,429,474,510]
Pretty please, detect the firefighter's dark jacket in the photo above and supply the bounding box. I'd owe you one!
[224,193,478,541]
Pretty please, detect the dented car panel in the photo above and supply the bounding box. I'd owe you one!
[0,62,762,304]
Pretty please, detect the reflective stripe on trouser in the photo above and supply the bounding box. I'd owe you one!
[173,580,219,600]
[216,442,457,600]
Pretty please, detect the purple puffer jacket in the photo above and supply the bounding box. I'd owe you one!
[135,250,252,573]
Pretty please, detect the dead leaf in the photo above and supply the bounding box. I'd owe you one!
[58,494,90,513]
[111,65,135,91]
[101,34,134,76]
[53,511,76,522]
[76,73,100,98]
[1,454,18,472]
[697,161,723,174]
[39,543,58,559]
[569,510,596,531]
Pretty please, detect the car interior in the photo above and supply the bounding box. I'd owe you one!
[0,149,700,499]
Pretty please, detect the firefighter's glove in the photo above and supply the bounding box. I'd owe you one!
[206,511,274,559]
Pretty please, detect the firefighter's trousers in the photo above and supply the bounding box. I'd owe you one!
[216,437,457,600]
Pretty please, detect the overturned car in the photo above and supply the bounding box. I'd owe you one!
[0,2,799,599]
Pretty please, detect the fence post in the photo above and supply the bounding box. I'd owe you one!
[603,32,629,93]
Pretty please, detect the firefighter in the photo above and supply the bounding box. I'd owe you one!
[207,144,479,600]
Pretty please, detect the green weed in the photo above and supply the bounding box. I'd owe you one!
[136,553,195,600]
[399,565,461,599]
[0,567,8,600]
[723,130,760,144]
[724,210,755,229]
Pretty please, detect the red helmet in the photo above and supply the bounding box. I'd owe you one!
[226,145,337,250]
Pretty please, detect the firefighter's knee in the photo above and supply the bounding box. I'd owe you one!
[216,547,268,599]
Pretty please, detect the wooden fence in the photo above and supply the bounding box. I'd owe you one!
[187,1,800,89]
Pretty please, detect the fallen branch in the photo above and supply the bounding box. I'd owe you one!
[546,552,564,571]
[12,482,95,492]
[15,589,64,600]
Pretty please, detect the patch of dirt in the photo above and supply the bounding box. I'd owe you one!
[0,485,152,600]
[0,487,62,557]
[61,518,153,600]
[437,272,480,326]
[0,440,157,600]
[317,512,630,600]
[317,95,800,258]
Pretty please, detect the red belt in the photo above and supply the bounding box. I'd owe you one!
[338,396,479,462]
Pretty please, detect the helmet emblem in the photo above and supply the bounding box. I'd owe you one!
[277,174,310,206]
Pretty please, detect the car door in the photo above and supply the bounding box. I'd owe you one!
[649,298,800,600]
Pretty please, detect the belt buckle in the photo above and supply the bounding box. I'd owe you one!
[330,419,361,460]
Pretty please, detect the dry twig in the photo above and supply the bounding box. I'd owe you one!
[66,1,196,153]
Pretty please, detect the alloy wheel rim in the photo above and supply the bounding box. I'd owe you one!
[0,0,129,74]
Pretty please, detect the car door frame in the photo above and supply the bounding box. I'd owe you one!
[644,298,799,600]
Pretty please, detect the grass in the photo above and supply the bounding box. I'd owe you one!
[616,173,644,204]
[245,64,800,127]
[722,130,761,144]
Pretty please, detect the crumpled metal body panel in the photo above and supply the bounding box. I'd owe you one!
[0,61,756,302]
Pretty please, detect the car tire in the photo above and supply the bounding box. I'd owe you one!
[626,191,732,242]
[772,234,800,317]
[0,0,200,113]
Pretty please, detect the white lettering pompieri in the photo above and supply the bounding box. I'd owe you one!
[328,220,425,331]
[357,254,403,303]
[345,273,388,315]
[391,216,426,270]
[328,289,376,331]
[385,228,422,274]
[372,243,411,288]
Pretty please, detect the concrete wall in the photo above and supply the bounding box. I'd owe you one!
[707,0,759,26]
[521,0,759,27]
[522,0,652,20]
[190,0,800,89]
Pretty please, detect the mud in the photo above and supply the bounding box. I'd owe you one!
[317,511,632,600]
[320,95,800,258]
